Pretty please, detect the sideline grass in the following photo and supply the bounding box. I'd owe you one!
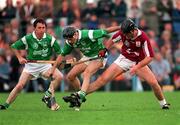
[0,92,179,125]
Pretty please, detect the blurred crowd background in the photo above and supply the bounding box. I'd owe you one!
[0,0,180,92]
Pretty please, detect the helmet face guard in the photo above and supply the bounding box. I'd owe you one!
[62,27,77,39]
[121,19,137,34]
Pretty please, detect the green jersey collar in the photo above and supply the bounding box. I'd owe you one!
[32,31,46,41]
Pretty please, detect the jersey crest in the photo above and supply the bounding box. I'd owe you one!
[124,40,130,47]
[32,43,38,49]
[135,41,141,47]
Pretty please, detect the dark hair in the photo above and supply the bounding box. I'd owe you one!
[62,26,77,39]
[121,18,137,34]
[33,18,47,28]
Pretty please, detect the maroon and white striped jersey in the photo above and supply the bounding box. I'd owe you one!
[112,29,154,63]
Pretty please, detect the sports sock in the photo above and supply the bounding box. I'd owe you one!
[45,89,52,98]
[77,90,86,101]
[4,102,10,109]
[159,99,167,107]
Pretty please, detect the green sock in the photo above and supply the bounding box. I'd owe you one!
[4,103,10,109]
[45,90,52,97]
[77,90,86,101]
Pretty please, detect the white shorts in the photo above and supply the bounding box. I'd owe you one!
[22,63,52,79]
[114,54,136,71]
[80,55,107,68]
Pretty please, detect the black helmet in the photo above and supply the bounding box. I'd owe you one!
[121,19,136,34]
[62,26,77,39]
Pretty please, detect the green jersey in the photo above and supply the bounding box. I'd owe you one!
[11,32,62,60]
[61,29,108,57]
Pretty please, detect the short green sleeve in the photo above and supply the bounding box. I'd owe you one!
[11,39,26,50]
[53,40,62,55]
[61,41,73,56]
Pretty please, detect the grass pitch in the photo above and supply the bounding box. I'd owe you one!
[0,92,179,125]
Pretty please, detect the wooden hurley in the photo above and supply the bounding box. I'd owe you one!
[27,56,102,69]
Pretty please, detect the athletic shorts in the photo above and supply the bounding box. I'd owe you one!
[80,55,107,68]
[22,63,52,79]
[114,54,136,71]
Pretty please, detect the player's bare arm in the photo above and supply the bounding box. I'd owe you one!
[50,55,64,77]
[105,26,121,33]
[11,48,27,64]
[106,39,115,49]
[130,56,153,75]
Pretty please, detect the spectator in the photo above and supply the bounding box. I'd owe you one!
[46,18,55,36]
[0,32,9,49]
[112,0,127,23]
[163,22,173,36]
[138,17,149,32]
[0,0,16,24]
[157,0,173,32]
[158,30,174,67]
[174,43,180,61]
[150,51,171,86]
[147,30,159,51]
[142,0,159,35]
[164,22,173,31]
[173,42,180,90]
[81,0,97,22]
[86,13,98,29]
[0,53,11,92]
[19,0,36,36]
[55,0,74,25]
[10,18,20,37]
[97,0,113,19]
[71,19,82,29]
[46,0,54,17]
[15,0,22,21]
[172,0,180,41]
[35,0,52,19]
[4,48,20,90]
[54,18,67,40]
[2,23,12,44]
[173,66,180,90]
[127,0,142,24]
[70,0,81,21]
[158,30,172,47]
[162,23,178,51]
[26,23,34,34]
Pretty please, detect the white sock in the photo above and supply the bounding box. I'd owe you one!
[159,99,167,107]
[45,88,52,98]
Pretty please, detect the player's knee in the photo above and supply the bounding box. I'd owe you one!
[147,79,159,87]
[66,73,75,81]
